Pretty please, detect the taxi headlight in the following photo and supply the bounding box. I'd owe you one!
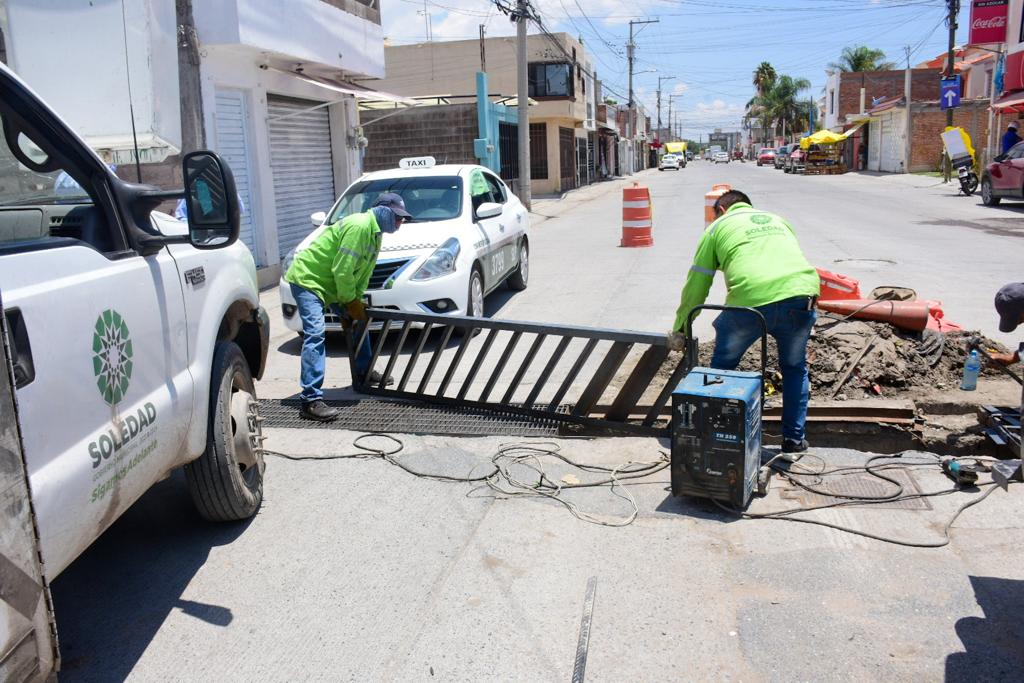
[411,238,461,281]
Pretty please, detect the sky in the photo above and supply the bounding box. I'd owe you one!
[379,0,968,140]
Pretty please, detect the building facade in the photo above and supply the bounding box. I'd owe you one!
[1,0,389,281]
[372,33,600,196]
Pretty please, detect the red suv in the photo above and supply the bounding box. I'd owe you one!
[757,148,776,166]
[981,141,1024,205]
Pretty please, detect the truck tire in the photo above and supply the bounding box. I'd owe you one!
[185,341,264,521]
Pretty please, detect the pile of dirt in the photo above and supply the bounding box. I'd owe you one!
[675,318,1010,400]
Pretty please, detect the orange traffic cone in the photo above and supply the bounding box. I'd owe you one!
[817,299,930,332]
[816,268,862,301]
[704,184,731,227]
[621,182,653,247]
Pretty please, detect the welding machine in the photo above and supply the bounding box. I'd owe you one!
[671,305,767,509]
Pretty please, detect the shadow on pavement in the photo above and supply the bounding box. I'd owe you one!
[946,575,1024,681]
[51,470,254,681]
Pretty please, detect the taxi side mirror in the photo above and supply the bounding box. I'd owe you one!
[475,202,502,220]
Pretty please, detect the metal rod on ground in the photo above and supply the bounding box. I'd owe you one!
[516,0,531,209]
[969,338,1024,385]
[831,333,878,398]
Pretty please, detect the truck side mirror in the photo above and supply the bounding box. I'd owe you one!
[182,151,240,249]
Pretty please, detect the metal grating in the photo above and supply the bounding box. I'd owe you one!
[259,398,572,436]
[779,468,932,511]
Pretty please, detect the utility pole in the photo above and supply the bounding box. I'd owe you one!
[944,0,959,181]
[904,45,912,174]
[479,24,486,72]
[515,0,531,209]
[627,18,658,174]
[656,75,675,142]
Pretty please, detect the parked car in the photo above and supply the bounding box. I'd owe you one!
[757,148,776,166]
[279,159,530,333]
[713,151,730,164]
[659,153,681,171]
[774,144,791,169]
[785,146,807,174]
[981,141,1024,205]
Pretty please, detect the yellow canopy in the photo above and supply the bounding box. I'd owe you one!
[800,130,846,149]
[663,142,686,154]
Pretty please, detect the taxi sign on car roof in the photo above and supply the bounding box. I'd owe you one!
[399,156,436,170]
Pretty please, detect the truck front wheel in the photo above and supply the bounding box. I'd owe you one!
[185,341,265,521]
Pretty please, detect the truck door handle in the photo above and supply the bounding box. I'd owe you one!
[3,308,35,388]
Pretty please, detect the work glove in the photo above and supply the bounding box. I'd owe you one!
[345,299,367,322]
[666,330,687,352]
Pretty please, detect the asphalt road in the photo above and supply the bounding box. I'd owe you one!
[50,163,1024,681]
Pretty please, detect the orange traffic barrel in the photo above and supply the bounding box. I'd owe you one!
[816,299,929,332]
[621,182,653,247]
[704,183,731,226]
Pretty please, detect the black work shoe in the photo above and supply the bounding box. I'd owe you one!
[780,438,809,462]
[300,399,340,422]
[366,370,394,386]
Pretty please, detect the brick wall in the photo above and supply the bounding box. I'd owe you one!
[909,100,991,172]
[838,69,941,121]
[362,104,478,171]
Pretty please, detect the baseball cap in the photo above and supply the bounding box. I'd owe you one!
[994,282,1024,333]
[1010,121,1020,130]
[372,192,412,218]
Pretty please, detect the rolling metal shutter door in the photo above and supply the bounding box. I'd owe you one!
[214,89,259,263]
[267,95,336,258]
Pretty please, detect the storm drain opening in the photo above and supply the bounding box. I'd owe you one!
[778,467,931,511]
[257,398,633,437]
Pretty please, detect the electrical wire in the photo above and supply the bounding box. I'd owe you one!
[265,435,670,527]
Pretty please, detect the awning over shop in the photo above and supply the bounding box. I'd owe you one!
[800,123,865,149]
[991,91,1024,113]
[296,74,418,106]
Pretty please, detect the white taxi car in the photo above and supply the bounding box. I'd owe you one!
[658,154,681,171]
[279,158,529,332]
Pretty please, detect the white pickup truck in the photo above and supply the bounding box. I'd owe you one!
[0,64,268,678]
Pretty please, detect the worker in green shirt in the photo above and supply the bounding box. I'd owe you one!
[668,189,820,457]
[285,193,412,421]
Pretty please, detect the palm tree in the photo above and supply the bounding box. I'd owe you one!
[762,75,813,140]
[751,62,777,143]
[828,46,895,73]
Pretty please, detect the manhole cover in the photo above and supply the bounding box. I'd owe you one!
[779,468,931,510]
[260,398,570,437]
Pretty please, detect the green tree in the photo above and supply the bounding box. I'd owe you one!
[749,61,778,144]
[828,46,895,73]
[758,74,813,140]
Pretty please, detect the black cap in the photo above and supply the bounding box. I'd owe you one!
[995,282,1024,333]
[373,192,412,218]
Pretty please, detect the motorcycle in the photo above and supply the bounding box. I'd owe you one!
[954,159,978,196]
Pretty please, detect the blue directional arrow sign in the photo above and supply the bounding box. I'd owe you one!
[941,76,961,110]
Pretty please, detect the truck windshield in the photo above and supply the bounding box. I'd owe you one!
[328,176,463,223]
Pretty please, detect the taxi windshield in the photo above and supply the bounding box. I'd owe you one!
[329,175,463,223]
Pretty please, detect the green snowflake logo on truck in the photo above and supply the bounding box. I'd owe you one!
[92,310,133,405]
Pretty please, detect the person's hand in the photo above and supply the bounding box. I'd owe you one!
[667,330,687,352]
[986,351,1019,366]
[345,299,367,322]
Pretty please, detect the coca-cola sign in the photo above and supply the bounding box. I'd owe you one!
[969,0,1008,45]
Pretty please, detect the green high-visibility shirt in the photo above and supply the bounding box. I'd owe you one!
[673,202,819,332]
[284,210,382,305]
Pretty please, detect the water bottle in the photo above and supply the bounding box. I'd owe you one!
[960,350,981,391]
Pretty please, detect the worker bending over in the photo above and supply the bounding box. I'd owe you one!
[669,189,820,457]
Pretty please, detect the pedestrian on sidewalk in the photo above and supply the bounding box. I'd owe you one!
[284,193,412,421]
[1002,121,1021,154]
[990,282,1024,459]
[668,189,820,458]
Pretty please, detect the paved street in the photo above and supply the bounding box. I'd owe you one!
[51,165,1024,681]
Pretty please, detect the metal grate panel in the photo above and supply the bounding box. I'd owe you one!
[260,398,572,436]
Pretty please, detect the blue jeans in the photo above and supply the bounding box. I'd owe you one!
[710,297,816,442]
[290,283,372,403]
